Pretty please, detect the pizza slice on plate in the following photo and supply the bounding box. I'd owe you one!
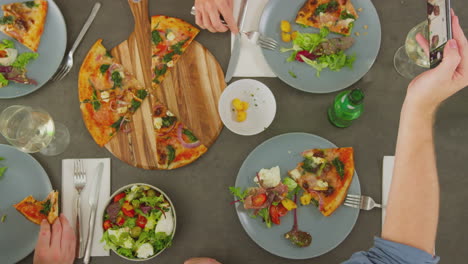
[151,97,207,170]
[151,15,199,87]
[0,0,48,52]
[78,39,148,147]
[296,0,358,36]
[14,190,59,225]
[289,147,354,216]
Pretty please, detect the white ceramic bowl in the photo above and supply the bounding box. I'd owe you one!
[218,79,277,136]
[102,183,177,261]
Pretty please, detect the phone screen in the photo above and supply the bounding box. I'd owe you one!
[428,0,452,68]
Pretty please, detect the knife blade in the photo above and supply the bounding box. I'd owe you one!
[225,0,249,83]
[83,162,104,264]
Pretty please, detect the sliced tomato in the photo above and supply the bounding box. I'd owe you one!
[116,216,125,226]
[277,203,288,217]
[113,192,126,203]
[122,202,135,217]
[252,193,267,207]
[136,214,147,229]
[103,220,113,230]
[269,205,280,225]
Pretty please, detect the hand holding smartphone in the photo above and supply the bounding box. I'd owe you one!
[428,0,452,68]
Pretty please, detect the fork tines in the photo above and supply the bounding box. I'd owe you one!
[344,194,361,209]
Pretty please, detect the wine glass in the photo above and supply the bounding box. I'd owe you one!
[394,21,430,79]
[0,105,70,156]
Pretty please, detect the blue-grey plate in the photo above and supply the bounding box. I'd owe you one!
[0,144,52,264]
[234,133,360,259]
[0,0,67,99]
[259,0,381,93]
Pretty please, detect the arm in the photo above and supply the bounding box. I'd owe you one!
[382,10,468,254]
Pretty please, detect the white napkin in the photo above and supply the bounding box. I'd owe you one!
[382,156,395,229]
[231,0,276,77]
[61,159,111,257]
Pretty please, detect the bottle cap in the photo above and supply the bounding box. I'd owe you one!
[349,89,364,104]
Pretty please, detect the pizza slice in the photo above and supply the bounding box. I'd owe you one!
[13,190,59,225]
[78,39,148,147]
[289,147,354,216]
[151,15,199,88]
[296,0,358,36]
[0,0,48,52]
[151,98,207,170]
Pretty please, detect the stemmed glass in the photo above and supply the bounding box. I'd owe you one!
[394,21,430,79]
[0,105,70,156]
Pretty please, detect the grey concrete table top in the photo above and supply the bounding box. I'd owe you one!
[3,0,467,263]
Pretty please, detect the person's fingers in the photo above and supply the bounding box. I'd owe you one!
[184,258,222,264]
[50,217,63,250]
[416,33,430,57]
[451,15,468,70]
[436,39,461,77]
[208,6,228,32]
[218,1,238,34]
[195,9,205,29]
[60,214,76,261]
[201,9,216,32]
[35,219,51,251]
[451,8,455,17]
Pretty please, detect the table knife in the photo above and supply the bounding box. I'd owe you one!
[225,0,249,83]
[83,162,104,264]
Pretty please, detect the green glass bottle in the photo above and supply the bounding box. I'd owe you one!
[328,88,364,128]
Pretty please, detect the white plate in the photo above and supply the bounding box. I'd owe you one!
[218,79,276,136]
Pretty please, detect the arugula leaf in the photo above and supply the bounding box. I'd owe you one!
[152,30,162,45]
[0,74,9,88]
[301,157,318,173]
[105,50,113,58]
[111,71,122,89]
[111,116,124,131]
[311,198,319,207]
[24,1,38,8]
[288,70,297,78]
[1,214,6,223]
[167,145,175,164]
[182,129,198,142]
[136,89,148,100]
[257,208,272,228]
[332,158,345,179]
[161,116,177,128]
[162,51,175,63]
[229,186,248,202]
[0,157,4,161]
[0,167,7,179]
[0,39,14,50]
[0,16,14,25]
[171,39,189,55]
[91,90,101,111]
[40,200,51,215]
[314,1,338,15]
[154,65,167,77]
[12,53,39,69]
[129,99,141,113]
[100,64,110,74]
[340,11,356,20]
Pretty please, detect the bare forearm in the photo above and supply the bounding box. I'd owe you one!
[382,100,439,254]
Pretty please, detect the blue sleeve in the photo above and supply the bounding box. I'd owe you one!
[342,237,440,264]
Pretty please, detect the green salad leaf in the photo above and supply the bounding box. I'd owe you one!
[0,167,7,179]
[117,248,134,258]
[0,39,14,50]
[123,218,136,228]
[12,52,39,69]
[301,51,355,77]
[257,208,271,228]
[0,74,8,88]
[283,177,298,192]
[280,27,329,62]
[229,186,248,202]
[140,195,164,207]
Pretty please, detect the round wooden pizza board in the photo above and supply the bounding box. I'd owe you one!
[103,0,225,170]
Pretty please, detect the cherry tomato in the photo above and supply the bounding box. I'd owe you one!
[113,192,126,203]
[269,205,280,225]
[252,193,267,207]
[136,214,147,229]
[116,216,125,226]
[103,220,113,230]
[122,201,136,217]
[277,203,288,217]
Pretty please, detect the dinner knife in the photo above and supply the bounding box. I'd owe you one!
[225,0,249,83]
[83,162,104,264]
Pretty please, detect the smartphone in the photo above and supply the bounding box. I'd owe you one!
[428,0,452,68]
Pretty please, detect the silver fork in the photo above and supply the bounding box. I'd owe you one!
[344,194,382,210]
[242,31,278,51]
[73,160,87,258]
[51,2,101,82]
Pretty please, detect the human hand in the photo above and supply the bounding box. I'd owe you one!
[406,10,468,112]
[194,0,238,33]
[184,257,222,264]
[33,214,76,264]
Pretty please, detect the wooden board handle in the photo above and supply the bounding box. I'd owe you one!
[128,0,149,32]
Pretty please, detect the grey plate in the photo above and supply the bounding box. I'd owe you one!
[0,144,52,264]
[234,133,360,259]
[259,0,381,93]
[0,0,67,99]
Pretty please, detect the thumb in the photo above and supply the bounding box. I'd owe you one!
[436,39,461,75]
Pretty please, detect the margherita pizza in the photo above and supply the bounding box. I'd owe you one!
[151,15,199,87]
[78,39,148,147]
[296,0,358,36]
[0,0,48,52]
[14,190,59,225]
[151,100,207,169]
[289,147,354,216]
